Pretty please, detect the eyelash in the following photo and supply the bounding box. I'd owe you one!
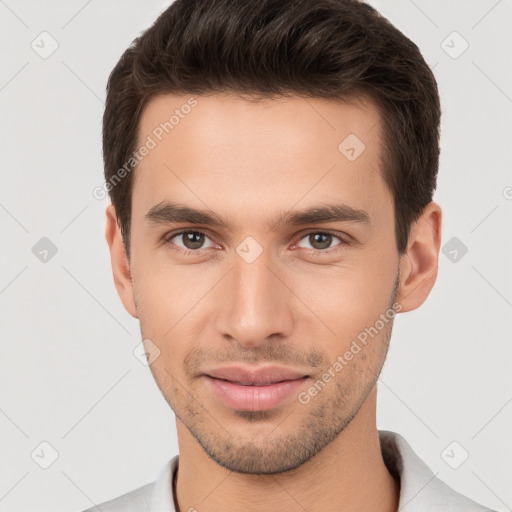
[163,229,349,256]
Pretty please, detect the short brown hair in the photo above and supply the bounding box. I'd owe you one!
[103,0,441,259]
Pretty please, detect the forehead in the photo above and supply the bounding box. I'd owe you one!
[132,92,391,229]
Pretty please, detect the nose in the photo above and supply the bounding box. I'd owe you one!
[215,247,294,348]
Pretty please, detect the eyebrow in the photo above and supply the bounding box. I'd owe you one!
[145,201,371,231]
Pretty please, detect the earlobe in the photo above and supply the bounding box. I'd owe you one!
[105,204,138,319]
[397,202,442,313]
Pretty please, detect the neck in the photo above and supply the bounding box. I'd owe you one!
[173,386,399,512]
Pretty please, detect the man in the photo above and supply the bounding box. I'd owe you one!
[87,0,495,510]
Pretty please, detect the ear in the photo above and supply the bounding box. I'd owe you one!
[105,204,138,318]
[397,201,442,313]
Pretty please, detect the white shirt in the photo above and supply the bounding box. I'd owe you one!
[81,430,495,511]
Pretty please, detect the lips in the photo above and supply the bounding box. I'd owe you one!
[203,365,310,411]
[206,365,307,384]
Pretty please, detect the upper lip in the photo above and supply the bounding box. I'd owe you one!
[205,365,309,386]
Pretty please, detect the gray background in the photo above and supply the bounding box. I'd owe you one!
[0,1,510,511]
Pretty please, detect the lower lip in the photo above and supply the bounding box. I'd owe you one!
[205,376,309,411]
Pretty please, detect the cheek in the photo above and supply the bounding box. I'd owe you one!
[132,233,397,360]
[284,258,397,349]
[133,258,216,339]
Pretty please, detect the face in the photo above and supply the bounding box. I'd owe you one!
[122,92,403,474]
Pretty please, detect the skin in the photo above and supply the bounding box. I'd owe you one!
[105,92,442,512]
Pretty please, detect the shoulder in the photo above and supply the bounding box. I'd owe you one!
[79,481,154,512]
[379,430,496,512]
[78,455,178,512]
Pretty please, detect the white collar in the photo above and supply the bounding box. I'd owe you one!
[147,430,492,511]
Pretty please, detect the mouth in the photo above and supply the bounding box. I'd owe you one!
[203,365,311,412]
[214,379,299,386]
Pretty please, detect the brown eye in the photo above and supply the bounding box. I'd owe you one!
[167,230,215,252]
[309,233,332,250]
[181,232,205,249]
[296,231,345,251]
